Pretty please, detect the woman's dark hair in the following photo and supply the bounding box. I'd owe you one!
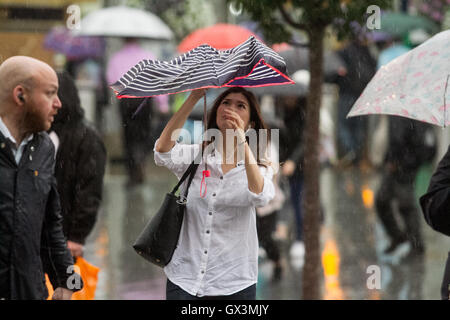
[51,71,84,133]
[206,87,270,167]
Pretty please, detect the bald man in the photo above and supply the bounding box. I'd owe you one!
[0,56,82,300]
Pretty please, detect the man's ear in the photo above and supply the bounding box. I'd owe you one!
[13,86,26,105]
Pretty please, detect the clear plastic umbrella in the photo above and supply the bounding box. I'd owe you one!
[75,6,173,40]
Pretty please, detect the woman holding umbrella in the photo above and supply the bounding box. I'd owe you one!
[154,87,275,300]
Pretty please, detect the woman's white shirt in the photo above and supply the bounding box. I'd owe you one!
[153,139,275,297]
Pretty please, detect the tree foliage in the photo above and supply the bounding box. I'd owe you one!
[229,0,391,44]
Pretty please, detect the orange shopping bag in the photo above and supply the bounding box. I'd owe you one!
[46,257,100,300]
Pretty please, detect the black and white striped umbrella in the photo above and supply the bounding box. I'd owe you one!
[111,36,294,99]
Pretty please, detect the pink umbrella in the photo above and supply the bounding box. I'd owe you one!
[347,29,450,127]
[107,41,168,112]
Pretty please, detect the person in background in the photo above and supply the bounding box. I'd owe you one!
[106,38,169,186]
[375,117,435,256]
[278,95,306,261]
[48,71,107,258]
[256,141,285,281]
[0,56,81,299]
[335,38,377,166]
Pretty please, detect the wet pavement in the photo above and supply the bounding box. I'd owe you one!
[83,159,450,300]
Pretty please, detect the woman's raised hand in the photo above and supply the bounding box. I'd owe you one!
[189,88,207,101]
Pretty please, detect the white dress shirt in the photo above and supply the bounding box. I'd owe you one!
[0,116,33,164]
[154,139,275,297]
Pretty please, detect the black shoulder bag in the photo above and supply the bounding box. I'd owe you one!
[133,159,199,267]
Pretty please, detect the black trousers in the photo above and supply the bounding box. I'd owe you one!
[119,98,152,182]
[375,170,424,251]
[166,279,256,300]
[256,212,281,263]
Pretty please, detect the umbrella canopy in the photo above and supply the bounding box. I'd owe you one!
[347,29,450,127]
[76,6,173,40]
[111,36,294,99]
[44,26,105,60]
[379,12,439,39]
[177,23,258,53]
[250,70,308,97]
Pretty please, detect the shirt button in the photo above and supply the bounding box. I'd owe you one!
[212,193,216,197]
[30,146,35,152]
[0,142,5,149]
[206,230,210,234]
[220,176,223,180]
[204,250,208,254]
[208,211,212,215]
[201,270,205,274]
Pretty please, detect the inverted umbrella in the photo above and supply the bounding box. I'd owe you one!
[75,6,173,40]
[347,29,450,127]
[44,26,105,60]
[177,23,258,53]
[111,36,294,99]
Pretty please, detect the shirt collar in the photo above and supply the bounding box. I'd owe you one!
[0,116,34,147]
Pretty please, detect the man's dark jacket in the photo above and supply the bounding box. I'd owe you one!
[0,131,80,299]
[420,145,450,237]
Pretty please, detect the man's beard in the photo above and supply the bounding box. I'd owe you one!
[22,104,50,133]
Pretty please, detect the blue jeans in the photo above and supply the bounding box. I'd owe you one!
[289,175,303,241]
[166,279,256,300]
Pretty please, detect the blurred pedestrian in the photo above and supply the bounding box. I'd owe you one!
[154,87,275,300]
[335,38,377,166]
[278,95,306,260]
[367,36,411,168]
[256,143,285,281]
[0,56,81,300]
[375,117,436,256]
[49,71,107,258]
[107,38,169,186]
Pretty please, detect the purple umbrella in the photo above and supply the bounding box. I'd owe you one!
[44,26,105,61]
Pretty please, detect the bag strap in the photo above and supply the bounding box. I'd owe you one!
[171,151,201,196]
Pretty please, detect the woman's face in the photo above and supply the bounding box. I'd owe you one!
[215,92,251,131]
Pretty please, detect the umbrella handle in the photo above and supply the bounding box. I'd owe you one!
[203,94,208,173]
[200,170,210,198]
[131,97,149,119]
